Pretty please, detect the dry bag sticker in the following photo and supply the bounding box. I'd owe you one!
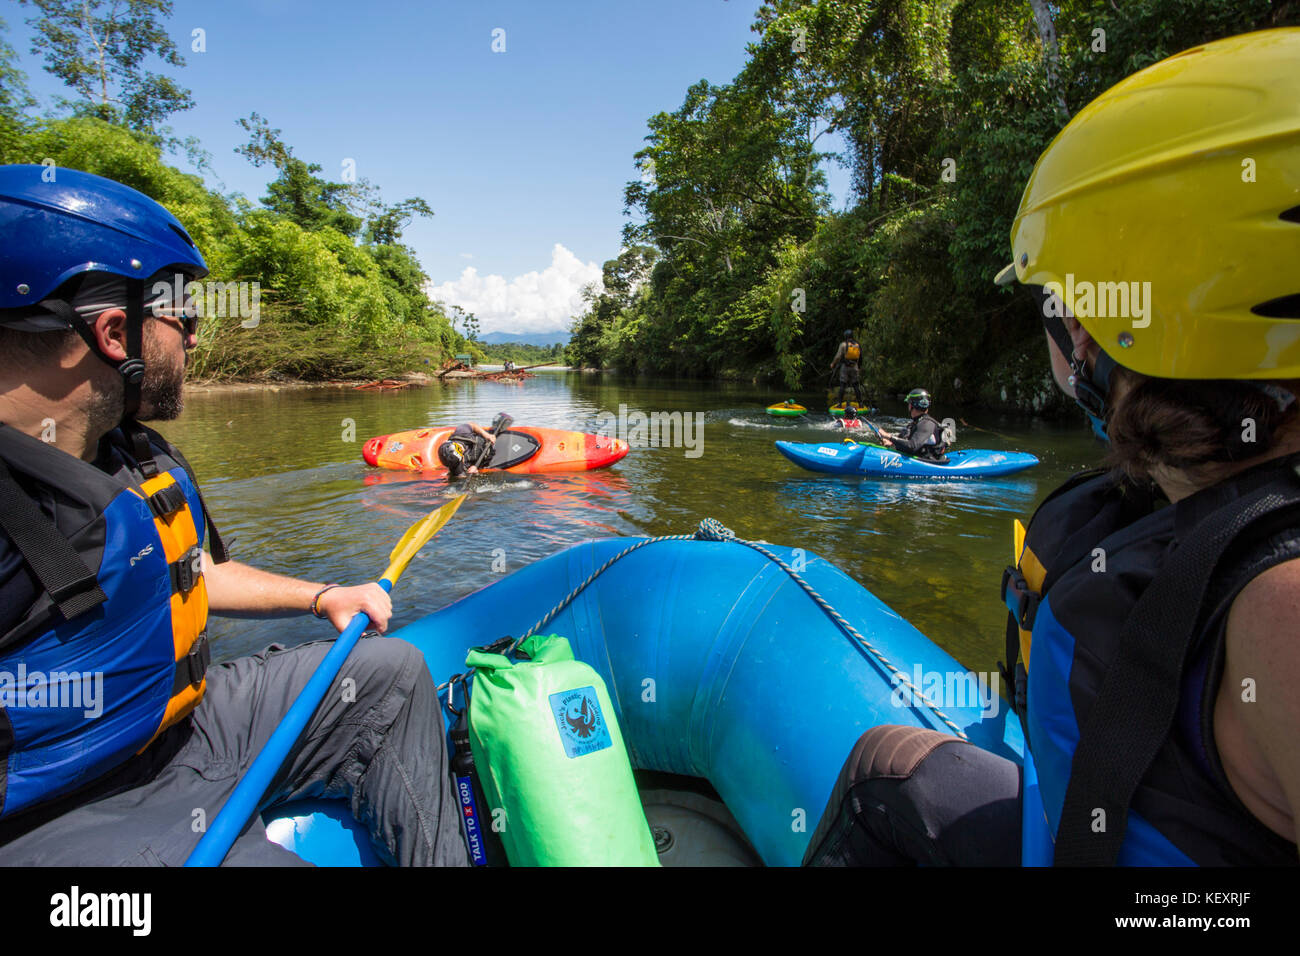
[549,686,612,758]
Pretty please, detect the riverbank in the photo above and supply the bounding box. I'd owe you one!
[186,366,580,391]
[185,372,437,393]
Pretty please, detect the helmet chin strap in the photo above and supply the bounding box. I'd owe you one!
[1036,285,1117,436]
[120,278,146,421]
[37,277,156,474]
[120,278,160,477]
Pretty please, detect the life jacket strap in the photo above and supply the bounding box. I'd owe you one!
[126,422,158,479]
[0,458,107,621]
[120,425,230,564]
[172,632,210,694]
[147,482,188,519]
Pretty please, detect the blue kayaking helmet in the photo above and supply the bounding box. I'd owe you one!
[0,165,208,312]
[0,164,208,422]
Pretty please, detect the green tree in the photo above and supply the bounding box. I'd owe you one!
[568,245,657,369]
[235,112,365,237]
[0,18,35,154]
[365,197,433,246]
[18,0,193,135]
[617,69,826,377]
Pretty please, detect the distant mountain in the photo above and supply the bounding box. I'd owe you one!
[480,331,571,346]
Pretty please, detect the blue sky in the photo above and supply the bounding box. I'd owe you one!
[7,0,849,335]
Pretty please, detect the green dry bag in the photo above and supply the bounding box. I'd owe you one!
[465,633,659,866]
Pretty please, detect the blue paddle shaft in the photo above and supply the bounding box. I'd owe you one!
[184,578,394,867]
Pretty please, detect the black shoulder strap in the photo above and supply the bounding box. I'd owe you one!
[1053,459,1300,865]
[0,458,107,621]
[1000,468,1146,727]
[123,422,229,564]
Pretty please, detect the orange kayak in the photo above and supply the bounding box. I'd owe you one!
[361,425,629,473]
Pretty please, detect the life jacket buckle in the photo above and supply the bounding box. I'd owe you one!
[147,482,187,519]
[1001,565,1039,630]
[170,545,203,595]
[185,632,209,688]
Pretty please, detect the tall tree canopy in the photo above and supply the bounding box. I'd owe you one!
[571,0,1300,410]
[18,0,193,135]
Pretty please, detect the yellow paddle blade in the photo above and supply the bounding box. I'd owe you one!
[380,493,468,584]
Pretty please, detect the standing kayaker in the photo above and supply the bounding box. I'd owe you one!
[877,389,950,463]
[804,30,1300,867]
[437,421,498,478]
[0,166,468,867]
[830,329,867,408]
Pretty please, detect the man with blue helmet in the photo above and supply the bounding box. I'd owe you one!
[0,165,468,866]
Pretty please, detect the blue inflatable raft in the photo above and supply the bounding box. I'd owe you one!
[776,440,1040,479]
[263,535,1024,866]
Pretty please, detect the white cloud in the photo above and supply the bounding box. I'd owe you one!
[459,252,474,259]
[425,244,602,334]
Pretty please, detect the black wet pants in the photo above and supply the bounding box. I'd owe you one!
[0,636,470,866]
[803,724,1022,866]
[836,365,866,406]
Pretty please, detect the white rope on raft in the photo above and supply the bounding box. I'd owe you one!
[494,518,971,741]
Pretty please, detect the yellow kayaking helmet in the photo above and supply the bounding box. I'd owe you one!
[996,28,1300,381]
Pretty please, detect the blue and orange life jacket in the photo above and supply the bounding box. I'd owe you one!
[1002,464,1300,865]
[0,423,223,819]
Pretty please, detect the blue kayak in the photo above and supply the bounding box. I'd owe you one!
[776,440,1039,479]
[262,533,1023,866]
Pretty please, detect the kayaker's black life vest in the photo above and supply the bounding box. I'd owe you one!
[901,414,949,462]
[0,423,226,820]
[1001,460,1300,865]
[449,424,491,469]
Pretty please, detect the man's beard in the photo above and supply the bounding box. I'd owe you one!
[136,331,187,421]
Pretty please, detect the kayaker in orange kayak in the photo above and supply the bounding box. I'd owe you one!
[437,421,499,478]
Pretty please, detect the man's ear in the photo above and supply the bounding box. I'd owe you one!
[91,309,129,362]
[1063,313,1094,357]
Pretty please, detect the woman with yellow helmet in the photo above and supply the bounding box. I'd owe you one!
[805,28,1300,866]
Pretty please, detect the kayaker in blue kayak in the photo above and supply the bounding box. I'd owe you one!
[0,167,468,867]
[805,30,1300,867]
[877,389,950,463]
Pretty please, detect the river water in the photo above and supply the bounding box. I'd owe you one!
[155,370,1102,673]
